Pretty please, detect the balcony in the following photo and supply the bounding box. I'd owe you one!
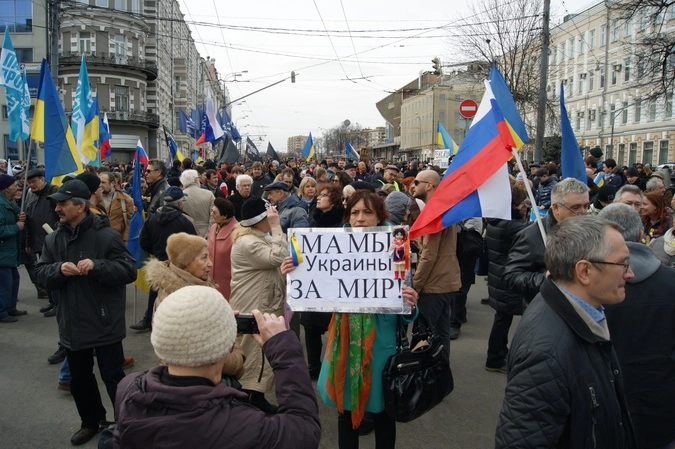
[60,52,158,81]
[103,109,160,128]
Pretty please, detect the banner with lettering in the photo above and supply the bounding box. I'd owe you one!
[286,226,412,314]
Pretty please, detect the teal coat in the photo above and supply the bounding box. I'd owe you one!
[0,194,21,268]
[318,311,417,414]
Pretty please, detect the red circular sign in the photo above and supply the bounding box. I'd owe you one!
[459,99,478,119]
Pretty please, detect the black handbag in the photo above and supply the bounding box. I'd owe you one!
[382,315,454,422]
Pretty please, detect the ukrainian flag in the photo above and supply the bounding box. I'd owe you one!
[436,122,459,154]
[593,172,605,187]
[301,132,315,162]
[82,95,100,162]
[31,59,82,185]
[488,62,529,149]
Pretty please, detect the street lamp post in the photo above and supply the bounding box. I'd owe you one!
[415,112,422,161]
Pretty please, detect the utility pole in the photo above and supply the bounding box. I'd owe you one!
[535,0,550,161]
[48,0,59,87]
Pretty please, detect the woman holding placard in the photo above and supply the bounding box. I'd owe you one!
[317,190,419,449]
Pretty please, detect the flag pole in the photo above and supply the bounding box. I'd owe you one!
[511,148,547,246]
[20,137,31,213]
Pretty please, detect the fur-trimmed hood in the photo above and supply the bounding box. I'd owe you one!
[145,259,217,309]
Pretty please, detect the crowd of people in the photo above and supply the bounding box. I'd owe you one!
[0,152,673,449]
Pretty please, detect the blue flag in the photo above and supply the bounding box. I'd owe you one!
[127,141,146,268]
[560,83,586,183]
[0,29,30,141]
[345,141,360,162]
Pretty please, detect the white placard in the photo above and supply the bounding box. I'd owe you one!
[286,226,412,314]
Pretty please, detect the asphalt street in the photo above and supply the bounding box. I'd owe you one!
[0,266,518,449]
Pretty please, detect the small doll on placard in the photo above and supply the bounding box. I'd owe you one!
[388,227,410,280]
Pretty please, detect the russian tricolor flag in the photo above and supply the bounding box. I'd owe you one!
[99,112,111,160]
[135,139,148,168]
[409,82,518,240]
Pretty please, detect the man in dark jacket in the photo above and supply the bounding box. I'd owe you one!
[496,216,636,449]
[131,187,197,332]
[264,181,309,234]
[251,162,271,198]
[229,174,252,222]
[113,286,321,449]
[144,159,168,216]
[23,169,58,314]
[599,204,675,449]
[504,178,590,304]
[36,180,137,446]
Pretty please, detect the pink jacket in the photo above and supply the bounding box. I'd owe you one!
[207,219,237,300]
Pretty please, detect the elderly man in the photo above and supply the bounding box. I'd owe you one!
[23,169,58,314]
[113,286,320,448]
[504,178,590,304]
[614,184,644,213]
[144,159,168,216]
[599,204,675,449]
[36,180,136,445]
[132,187,198,332]
[495,216,636,449]
[230,174,253,222]
[99,172,134,242]
[180,169,215,237]
[263,181,309,233]
[646,176,673,207]
[354,161,370,182]
[0,174,26,322]
[412,169,461,360]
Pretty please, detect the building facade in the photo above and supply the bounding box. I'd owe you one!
[287,134,306,154]
[544,1,675,166]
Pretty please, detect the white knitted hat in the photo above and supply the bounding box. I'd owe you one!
[151,286,237,367]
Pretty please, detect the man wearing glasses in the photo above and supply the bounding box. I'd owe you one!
[496,216,636,449]
[144,160,168,216]
[504,178,590,305]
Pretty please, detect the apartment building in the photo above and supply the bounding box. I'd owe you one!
[545,1,675,166]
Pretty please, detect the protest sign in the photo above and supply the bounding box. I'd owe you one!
[286,226,412,314]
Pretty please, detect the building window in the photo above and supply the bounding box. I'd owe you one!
[588,70,594,91]
[577,76,583,95]
[618,143,625,166]
[611,67,617,85]
[454,94,460,103]
[114,85,129,112]
[666,95,673,119]
[576,114,581,130]
[568,38,574,58]
[635,99,642,123]
[2,105,33,119]
[174,75,180,93]
[624,58,631,82]
[606,144,614,160]
[629,142,638,165]
[624,19,632,36]
[568,78,574,97]
[578,34,584,55]
[622,101,628,124]
[439,93,445,102]
[115,0,125,10]
[600,67,605,88]
[79,31,92,54]
[95,0,108,6]
[658,140,670,165]
[439,111,445,122]
[601,24,606,45]
[14,47,32,62]
[114,34,125,58]
[642,141,654,165]
[131,0,139,12]
[0,0,33,33]
[589,29,595,49]
[648,100,656,121]
[611,19,619,42]
[610,104,616,127]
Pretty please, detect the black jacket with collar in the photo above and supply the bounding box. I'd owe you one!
[495,279,636,449]
[503,210,557,304]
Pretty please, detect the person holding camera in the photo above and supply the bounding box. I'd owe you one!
[113,286,321,449]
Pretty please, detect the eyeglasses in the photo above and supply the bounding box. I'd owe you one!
[413,179,432,186]
[557,202,590,215]
[587,259,631,274]
[145,169,158,174]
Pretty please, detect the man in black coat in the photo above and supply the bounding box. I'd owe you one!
[504,178,590,304]
[36,180,137,446]
[599,203,675,449]
[496,216,636,449]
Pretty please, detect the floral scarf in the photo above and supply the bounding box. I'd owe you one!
[324,312,376,428]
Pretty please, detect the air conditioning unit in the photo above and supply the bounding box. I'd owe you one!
[613,64,622,72]
[580,73,587,79]
[578,111,585,118]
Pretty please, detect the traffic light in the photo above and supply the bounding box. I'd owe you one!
[291,71,296,83]
[431,57,442,76]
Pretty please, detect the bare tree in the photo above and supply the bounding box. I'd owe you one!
[320,122,367,156]
[611,0,675,101]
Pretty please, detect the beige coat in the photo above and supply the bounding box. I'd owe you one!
[182,184,214,237]
[105,189,134,242]
[413,224,461,294]
[229,226,289,392]
[145,258,245,378]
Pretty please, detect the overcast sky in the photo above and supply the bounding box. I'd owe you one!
[181,0,598,152]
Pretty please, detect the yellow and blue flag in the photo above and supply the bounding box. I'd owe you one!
[31,59,82,185]
[488,63,528,149]
[301,132,314,162]
[0,29,30,142]
[436,122,459,154]
[82,95,100,164]
[594,172,605,187]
